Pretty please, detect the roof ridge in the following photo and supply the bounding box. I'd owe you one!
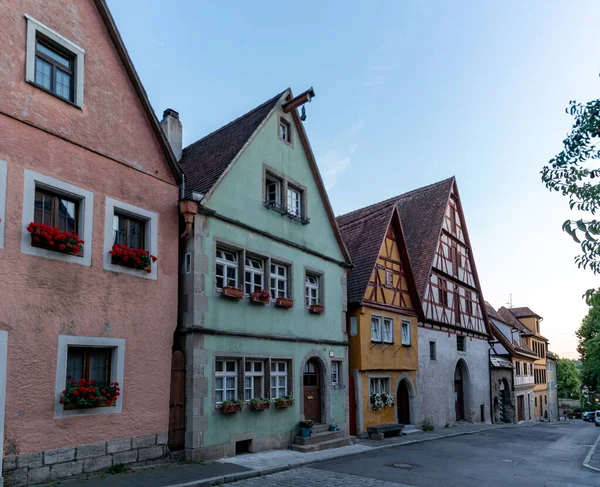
[337,177,455,224]
[183,89,289,154]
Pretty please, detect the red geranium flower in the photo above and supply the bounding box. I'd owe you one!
[72,390,79,396]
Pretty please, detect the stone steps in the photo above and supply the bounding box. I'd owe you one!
[293,429,345,446]
[291,424,352,453]
[291,436,353,453]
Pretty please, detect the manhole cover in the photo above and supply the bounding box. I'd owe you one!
[388,462,418,470]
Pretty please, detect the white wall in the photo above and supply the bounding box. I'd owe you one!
[417,327,491,427]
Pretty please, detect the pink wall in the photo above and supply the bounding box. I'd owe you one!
[0,0,179,455]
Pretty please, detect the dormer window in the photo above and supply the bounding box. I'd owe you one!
[287,186,302,217]
[278,117,292,144]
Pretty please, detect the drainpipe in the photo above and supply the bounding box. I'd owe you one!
[488,344,494,424]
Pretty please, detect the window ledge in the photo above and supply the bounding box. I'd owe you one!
[26,80,82,110]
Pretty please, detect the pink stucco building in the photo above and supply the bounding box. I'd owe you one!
[0,0,183,484]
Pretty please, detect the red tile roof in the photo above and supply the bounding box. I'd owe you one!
[180,90,288,197]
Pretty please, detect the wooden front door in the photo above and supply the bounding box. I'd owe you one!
[168,351,185,450]
[517,395,524,422]
[397,380,410,424]
[454,366,464,421]
[303,359,321,422]
[349,374,357,435]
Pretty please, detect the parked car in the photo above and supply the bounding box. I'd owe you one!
[595,411,600,427]
[583,411,595,422]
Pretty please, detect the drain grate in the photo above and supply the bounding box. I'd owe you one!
[388,462,418,470]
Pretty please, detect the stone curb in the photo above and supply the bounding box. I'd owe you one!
[163,422,536,487]
[583,430,600,472]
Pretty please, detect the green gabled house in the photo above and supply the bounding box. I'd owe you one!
[168,88,352,460]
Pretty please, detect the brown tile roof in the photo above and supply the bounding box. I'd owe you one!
[490,310,537,358]
[509,306,542,319]
[485,302,508,324]
[498,307,533,336]
[337,177,454,299]
[180,90,288,198]
[338,205,394,304]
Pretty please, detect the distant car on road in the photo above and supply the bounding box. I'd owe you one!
[583,411,594,422]
[595,411,600,427]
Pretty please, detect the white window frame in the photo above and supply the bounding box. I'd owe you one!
[369,377,391,394]
[54,336,125,419]
[25,15,85,108]
[244,360,265,400]
[216,247,239,289]
[401,320,411,346]
[215,359,238,405]
[244,256,265,295]
[265,175,282,206]
[278,117,292,144]
[0,160,7,249]
[305,273,320,307]
[21,169,94,267]
[270,360,288,399]
[287,187,302,217]
[331,361,342,387]
[270,262,288,299]
[371,315,382,342]
[385,269,393,288]
[103,197,158,280]
[383,317,393,344]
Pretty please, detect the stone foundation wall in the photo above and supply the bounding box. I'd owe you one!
[3,433,169,486]
[187,431,292,462]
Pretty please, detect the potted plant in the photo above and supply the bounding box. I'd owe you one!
[27,222,84,256]
[219,399,244,414]
[370,392,395,411]
[250,289,271,304]
[249,398,271,411]
[274,395,294,409]
[309,304,325,314]
[299,420,314,438]
[60,379,119,410]
[109,243,157,273]
[275,297,294,309]
[221,286,244,300]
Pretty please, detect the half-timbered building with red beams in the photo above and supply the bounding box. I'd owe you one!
[338,177,492,427]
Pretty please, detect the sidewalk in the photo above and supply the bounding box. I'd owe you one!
[44,421,535,487]
[583,429,600,472]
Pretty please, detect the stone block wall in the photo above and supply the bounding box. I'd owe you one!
[3,433,169,486]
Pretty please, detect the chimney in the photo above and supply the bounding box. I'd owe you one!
[160,108,182,161]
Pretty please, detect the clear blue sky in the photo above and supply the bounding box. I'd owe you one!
[107,0,600,358]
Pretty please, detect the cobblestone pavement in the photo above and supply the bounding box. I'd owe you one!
[220,467,413,487]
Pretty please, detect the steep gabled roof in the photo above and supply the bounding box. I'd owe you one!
[179,90,287,198]
[498,307,532,336]
[510,306,542,320]
[485,302,508,324]
[94,0,183,185]
[489,310,537,359]
[338,178,454,299]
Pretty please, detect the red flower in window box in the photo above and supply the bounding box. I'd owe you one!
[109,243,156,272]
[309,304,325,314]
[250,289,271,304]
[221,286,244,300]
[275,297,294,309]
[27,222,84,256]
[61,379,118,410]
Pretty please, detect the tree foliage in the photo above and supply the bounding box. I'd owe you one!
[542,89,600,288]
[556,358,581,399]
[577,290,600,391]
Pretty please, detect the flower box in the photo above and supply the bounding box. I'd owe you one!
[63,400,115,410]
[275,297,294,309]
[222,287,244,300]
[60,380,120,410]
[220,402,243,414]
[249,400,271,411]
[309,304,325,314]
[274,397,294,409]
[109,244,156,273]
[250,290,271,304]
[27,222,84,256]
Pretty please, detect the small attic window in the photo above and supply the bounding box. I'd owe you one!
[278,117,292,145]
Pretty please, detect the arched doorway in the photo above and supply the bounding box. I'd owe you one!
[454,365,465,420]
[396,379,411,424]
[303,359,321,422]
[499,378,511,422]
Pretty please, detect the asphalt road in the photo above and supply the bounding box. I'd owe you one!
[226,421,600,487]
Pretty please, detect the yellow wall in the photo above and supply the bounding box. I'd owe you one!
[359,370,417,429]
[520,316,539,335]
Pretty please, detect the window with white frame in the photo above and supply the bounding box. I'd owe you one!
[215,359,238,404]
[25,15,85,107]
[371,316,382,342]
[305,273,320,307]
[216,248,238,289]
[244,360,264,400]
[22,170,94,267]
[385,269,393,288]
[279,117,292,144]
[370,377,390,394]
[244,256,264,295]
[383,317,393,343]
[331,361,341,386]
[270,262,289,299]
[265,174,282,207]
[270,361,288,398]
[401,320,411,345]
[287,187,302,217]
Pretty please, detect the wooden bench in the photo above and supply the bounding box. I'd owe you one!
[367,423,404,440]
